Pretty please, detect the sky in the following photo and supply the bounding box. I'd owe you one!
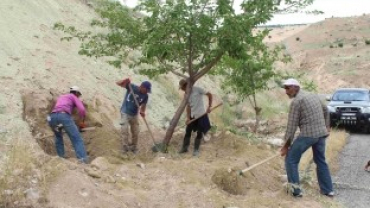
[119,0,370,25]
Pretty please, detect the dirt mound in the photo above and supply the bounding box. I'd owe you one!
[211,167,251,195]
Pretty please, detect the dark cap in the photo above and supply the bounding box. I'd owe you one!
[141,81,152,93]
[179,79,187,89]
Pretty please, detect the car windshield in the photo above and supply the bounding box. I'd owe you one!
[332,90,369,101]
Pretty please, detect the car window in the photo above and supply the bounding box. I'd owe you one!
[332,91,370,101]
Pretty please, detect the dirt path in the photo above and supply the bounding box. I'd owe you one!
[334,133,370,207]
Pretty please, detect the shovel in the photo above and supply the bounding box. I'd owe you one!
[127,84,160,152]
[237,139,290,176]
[38,126,97,140]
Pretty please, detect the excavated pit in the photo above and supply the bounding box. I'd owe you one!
[20,89,151,163]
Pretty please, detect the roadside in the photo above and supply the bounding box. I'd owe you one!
[334,133,370,208]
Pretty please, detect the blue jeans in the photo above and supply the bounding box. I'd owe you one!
[48,113,88,163]
[285,136,333,195]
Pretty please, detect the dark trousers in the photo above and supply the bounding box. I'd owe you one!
[182,125,203,151]
[181,115,210,151]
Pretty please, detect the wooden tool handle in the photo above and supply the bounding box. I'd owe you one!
[239,153,280,175]
[127,84,158,145]
[179,102,223,128]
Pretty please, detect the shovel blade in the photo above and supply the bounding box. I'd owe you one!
[151,143,168,153]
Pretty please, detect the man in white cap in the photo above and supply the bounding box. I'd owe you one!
[47,86,88,163]
[280,78,334,197]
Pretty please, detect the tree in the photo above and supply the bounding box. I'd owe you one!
[220,40,283,133]
[54,0,317,151]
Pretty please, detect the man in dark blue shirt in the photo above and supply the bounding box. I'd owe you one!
[116,78,151,153]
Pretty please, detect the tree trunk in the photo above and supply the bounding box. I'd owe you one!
[162,82,193,145]
[254,106,262,133]
[249,94,261,133]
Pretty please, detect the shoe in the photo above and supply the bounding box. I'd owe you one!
[193,150,199,157]
[178,148,188,154]
[292,192,303,197]
[122,145,129,153]
[132,149,138,154]
[322,191,335,198]
[203,134,211,142]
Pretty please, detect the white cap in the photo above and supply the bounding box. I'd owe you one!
[70,86,81,94]
[283,78,300,87]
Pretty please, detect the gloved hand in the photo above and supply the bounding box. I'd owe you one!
[117,78,131,87]
[78,121,87,129]
[122,78,131,86]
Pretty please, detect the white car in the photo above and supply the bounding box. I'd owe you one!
[327,88,370,132]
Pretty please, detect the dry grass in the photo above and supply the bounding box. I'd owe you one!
[0,139,37,206]
[0,137,65,207]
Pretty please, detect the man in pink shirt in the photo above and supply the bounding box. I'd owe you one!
[47,86,88,163]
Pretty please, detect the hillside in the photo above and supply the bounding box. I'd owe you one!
[0,0,361,207]
[270,15,370,93]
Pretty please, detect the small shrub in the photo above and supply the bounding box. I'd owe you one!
[338,42,344,48]
[296,37,300,41]
[365,40,370,45]
[268,35,272,39]
[329,44,334,48]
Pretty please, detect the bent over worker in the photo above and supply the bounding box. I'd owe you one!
[47,86,88,163]
[116,78,151,154]
[178,79,212,157]
[280,78,334,198]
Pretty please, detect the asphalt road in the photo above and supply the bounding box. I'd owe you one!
[334,133,370,208]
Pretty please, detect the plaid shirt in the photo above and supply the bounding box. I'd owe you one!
[284,90,329,142]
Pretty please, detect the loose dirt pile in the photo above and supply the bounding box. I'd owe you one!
[211,167,251,195]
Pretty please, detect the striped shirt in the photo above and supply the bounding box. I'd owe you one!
[284,90,329,142]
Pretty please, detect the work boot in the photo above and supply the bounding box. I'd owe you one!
[122,145,129,153]
[178,147,188,154]
[132,148,139,154]
[129,145,138,154]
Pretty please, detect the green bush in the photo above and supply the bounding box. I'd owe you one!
[296,37,300,41]
[365,40,370,45]
[338,42,344,48]
[329,44,334,48]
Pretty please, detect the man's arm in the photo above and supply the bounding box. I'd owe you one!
[280,100,300,156]
[205,92,213,113]
[185,105,191,124]
[321,100,330,131]
[139,104,146,117]
[73,96,86,119]
[284,100,300,143]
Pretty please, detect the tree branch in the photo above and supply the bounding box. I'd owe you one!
[194,52,224,81]
[187,32,194,78]
[170,68,187,78]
